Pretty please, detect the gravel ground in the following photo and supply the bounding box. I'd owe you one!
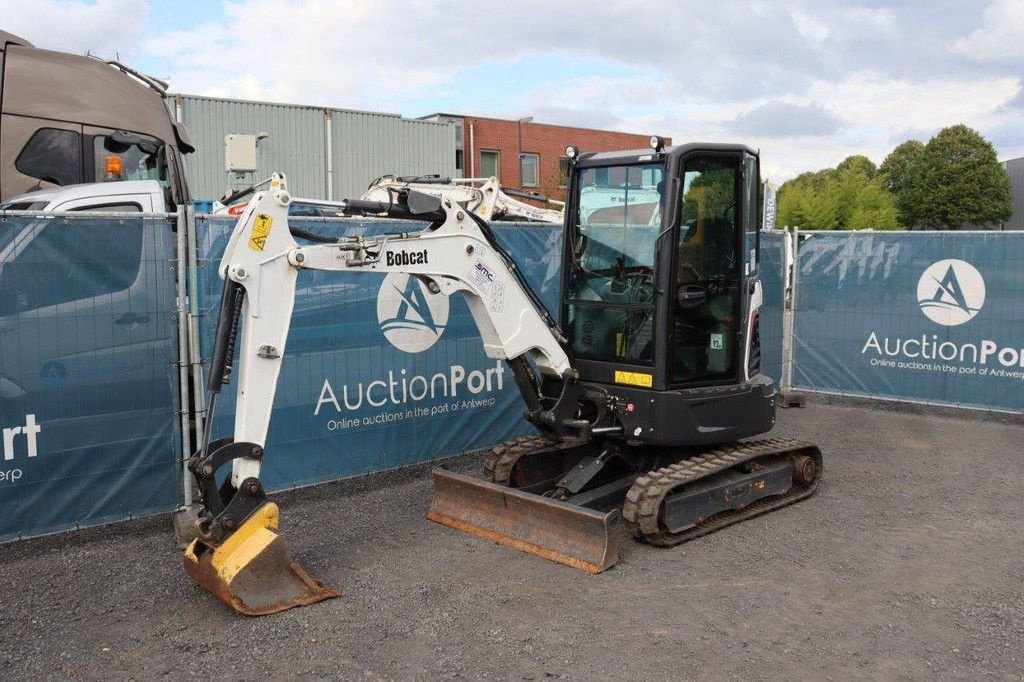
[1,401,1022,680]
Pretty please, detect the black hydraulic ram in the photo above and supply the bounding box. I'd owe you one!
[207,279,246,395]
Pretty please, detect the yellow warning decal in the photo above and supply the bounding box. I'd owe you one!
[248,213,272,251]
[614,370,653,388]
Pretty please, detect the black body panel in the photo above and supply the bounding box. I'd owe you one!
[586,373,775,447]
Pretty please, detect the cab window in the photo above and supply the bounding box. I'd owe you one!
[567,162,664,363]
[92,134,164,184]
[743,154,759,273]
[15,128,82,186]
[673,155,741,384]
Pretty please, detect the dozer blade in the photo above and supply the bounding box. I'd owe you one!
[427,467,620,574]
[182,501,339,616]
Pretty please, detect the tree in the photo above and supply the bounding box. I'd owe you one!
[836,155,877,179]
[847,179,901,230]
[906,125,1012,229]
[879,140,925,227]
[777,182,812,227]
[777,160,897,230]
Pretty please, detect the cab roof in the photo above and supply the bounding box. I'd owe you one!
[575,142,759,167]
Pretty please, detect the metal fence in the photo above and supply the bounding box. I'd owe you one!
[0,212,182,541]
[789,229,1024,412]
[4,208,1021,543]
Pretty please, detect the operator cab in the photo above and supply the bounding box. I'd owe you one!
[562,141,762,395]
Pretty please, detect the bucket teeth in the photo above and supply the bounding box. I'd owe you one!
[183,502,339,616]
[427,467,620,574]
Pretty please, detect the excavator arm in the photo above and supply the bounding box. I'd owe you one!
[184,174,590,614]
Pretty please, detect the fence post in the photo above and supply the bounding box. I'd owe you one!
[174,207,193,507]
[186,204,205,479]
[783,226,799,397]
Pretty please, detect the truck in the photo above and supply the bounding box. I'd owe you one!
[0,30,193,206]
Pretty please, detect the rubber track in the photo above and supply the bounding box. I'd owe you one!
[621,438,822,547]
[483,435,575,484]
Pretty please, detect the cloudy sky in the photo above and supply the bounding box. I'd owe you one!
[5,0,1023,180]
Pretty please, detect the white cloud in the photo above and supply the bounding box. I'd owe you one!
[6,0,1024,180]
[730,101,844,137]
[2,0,147,57]
[950,0,1024,62]
[790,8,830,43]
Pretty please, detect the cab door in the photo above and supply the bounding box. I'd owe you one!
[669,152,745,386]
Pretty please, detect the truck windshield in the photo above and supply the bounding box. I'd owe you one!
[93,135,164,184]
[566,162,665,364]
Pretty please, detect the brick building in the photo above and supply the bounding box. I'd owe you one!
[418,113,670,199]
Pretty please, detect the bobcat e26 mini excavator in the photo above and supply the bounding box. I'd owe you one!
[184,140,822,615]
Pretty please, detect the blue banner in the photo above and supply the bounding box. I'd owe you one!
[196,217,561,491]
[793,232,1024,411]
[0,215,181,541]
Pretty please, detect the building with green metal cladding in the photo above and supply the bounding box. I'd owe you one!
[171,94,456,203]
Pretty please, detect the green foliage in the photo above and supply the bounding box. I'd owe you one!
[902,125,1012,229]
[836,155,877,179]
[879,140,925,227]
[847,180,901,230]
[685,166,737,221]
[778,161,898,230]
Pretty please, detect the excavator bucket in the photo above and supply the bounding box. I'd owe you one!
[182,502,339,616]
[427,468,620,574]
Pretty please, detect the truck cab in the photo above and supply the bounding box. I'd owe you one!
[0,31,193,205]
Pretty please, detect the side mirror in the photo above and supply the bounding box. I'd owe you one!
[677,284,707,309]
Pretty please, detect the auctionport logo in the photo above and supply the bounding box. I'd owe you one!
[916,259,985,326]
[376,273,448,353]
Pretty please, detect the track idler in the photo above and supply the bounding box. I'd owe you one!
[185,440,338,615]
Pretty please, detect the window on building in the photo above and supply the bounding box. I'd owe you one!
[520,153,539,187]
[480,150,500,180]
[15,128,83,187]
[558,157,570,188]
[455,149,464,174]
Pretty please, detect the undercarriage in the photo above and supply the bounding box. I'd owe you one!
[429,435,822,572]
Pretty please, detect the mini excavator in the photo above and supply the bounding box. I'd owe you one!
[184,139,822,615]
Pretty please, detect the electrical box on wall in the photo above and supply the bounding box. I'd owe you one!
[225,134,258,172]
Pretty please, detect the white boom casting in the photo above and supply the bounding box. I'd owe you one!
[218,174,571,488]
[362,175,564,223]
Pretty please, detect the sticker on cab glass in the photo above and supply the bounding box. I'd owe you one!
[249,213,273,251]
[710,333,724,350]
[614,370,653,388]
